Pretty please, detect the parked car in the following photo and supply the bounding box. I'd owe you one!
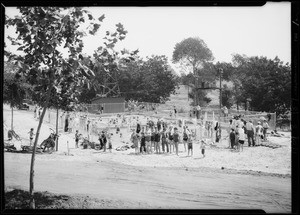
[18,103,30,110]
[23,99,34,105]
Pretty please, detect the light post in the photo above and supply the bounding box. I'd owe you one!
[219,68,223,118]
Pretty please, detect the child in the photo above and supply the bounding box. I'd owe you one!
[182,126,189,152]
[154,127,161,154]
[161,129,168,153]
[107,132,112,153]
[237,126,245,152]
[130,130,139,154]
[229,128,236,149]
[173,127,180,156]
[200,140,206,158]
[28,128,35,146]
[75,130,81,148]
[167,126,174,153]
[140,132,146,154]
[215,122,221,144]
[187,134,193,156]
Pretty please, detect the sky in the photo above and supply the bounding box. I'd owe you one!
[4,2,291,74]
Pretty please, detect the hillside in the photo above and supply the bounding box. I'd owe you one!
[158,84,220,112]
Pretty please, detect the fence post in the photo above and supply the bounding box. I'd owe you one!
[56,108,59,151]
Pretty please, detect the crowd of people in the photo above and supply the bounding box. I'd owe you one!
[228,115,269,152]
[129,120,206,157]
[31,104,272,156]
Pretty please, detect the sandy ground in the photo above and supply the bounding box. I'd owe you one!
[3,105,291,212]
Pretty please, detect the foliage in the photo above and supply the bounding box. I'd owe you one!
[172,37,214,67]
[3,62,30,108]
[230,54,291,116]
[5,6,126,208]
[172,37,214,106]
[221,84,234,108]
[119,55,180,103]
[5,7,106,107]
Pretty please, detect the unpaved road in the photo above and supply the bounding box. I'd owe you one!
[4,152,290,212]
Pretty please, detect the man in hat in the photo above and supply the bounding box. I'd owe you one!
[246,120,255,147]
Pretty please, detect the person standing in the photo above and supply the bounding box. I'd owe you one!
[102,131,107,152]
[167,126,174,153]
[161,129,168,153]
[237,126,245,152]
[229,128,236,149]
[187,134,193,156]
[223,106,228,117]
[174,106,177,118]
[28,128,35,146]
[154,127,161,154]
[33,106,37,118]
[246,120,256,147]
[173,127,180,156]
[75,130,81,148]
[262,119,269,141]
[182,126,189,152]
[255,122,263,146]
[140,132,146,154]
[131,130,140,154]
[157,119,162,131]
[107,132,112,153]
[214,122,221,144]
[200,140,206,157]
[136,122,141,134]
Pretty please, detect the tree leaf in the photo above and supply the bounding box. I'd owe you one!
[98,14,105,22]
[88,14,93,20]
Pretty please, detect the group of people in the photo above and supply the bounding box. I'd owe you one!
[228,115,270,151]
[129,119,207,157]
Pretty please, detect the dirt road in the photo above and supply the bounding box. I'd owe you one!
[4,152,290,212]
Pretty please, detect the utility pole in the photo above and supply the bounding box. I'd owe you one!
[219,68,223,120]
[194,69,197,106]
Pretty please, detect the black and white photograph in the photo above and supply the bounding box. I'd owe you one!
[2,2,293,212]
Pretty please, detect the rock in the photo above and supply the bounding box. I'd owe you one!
[221,167,225,170]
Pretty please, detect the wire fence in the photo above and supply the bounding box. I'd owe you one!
[38,102,277,146]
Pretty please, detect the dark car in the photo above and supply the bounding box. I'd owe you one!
[18,103,30,110]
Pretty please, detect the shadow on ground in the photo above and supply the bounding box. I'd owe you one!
[5,189,71,209]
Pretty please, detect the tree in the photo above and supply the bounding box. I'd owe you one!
[231,54,291,116]
[5,6,113,208]
[221,84,234,108]
[172,37,214,106]
[3,62,31,131]
[118,55,179,103]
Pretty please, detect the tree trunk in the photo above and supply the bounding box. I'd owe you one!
[29,85,53,209]
[11,106,13,131]
[56,108,59,151]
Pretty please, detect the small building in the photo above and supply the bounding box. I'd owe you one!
[90,97,125,114]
